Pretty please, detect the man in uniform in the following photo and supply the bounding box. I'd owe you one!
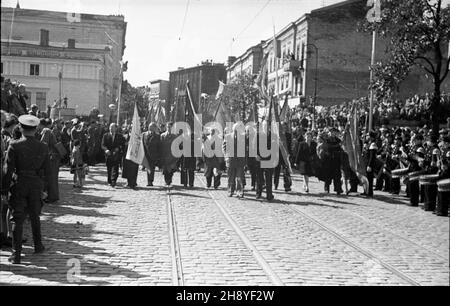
[2,114,49,264]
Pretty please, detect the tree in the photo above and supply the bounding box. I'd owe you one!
[119,80,148,123]
[216,71,260,122]
[360,0,450,134]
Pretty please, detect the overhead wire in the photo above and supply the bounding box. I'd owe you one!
[179,0,191,40]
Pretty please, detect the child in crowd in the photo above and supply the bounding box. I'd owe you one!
[70,139,85,188]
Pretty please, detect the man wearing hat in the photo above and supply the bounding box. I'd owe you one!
[1,114,49,264]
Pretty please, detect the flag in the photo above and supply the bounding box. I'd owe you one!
[366,0,381,23]
[256,53,270,102]
[126,102,145,164]
[279,97,289,122]
[214,99,231,130]
[343,105,369,192]
[272,96,293,175]
[216,81,225,99]
[185,81,203,128]
[154,102,166,127]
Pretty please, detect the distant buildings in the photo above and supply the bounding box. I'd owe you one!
[227,42,265,81]
[168,60,227,116]
[1,6,126,116]
[228,0,449,107]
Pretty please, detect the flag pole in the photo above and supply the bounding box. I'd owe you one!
[116,63,123,125]
[368,30,376,132]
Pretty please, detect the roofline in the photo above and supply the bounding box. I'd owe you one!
[262,14,309,50]
[169,63,225,75]
[149,79,169,84]
[0,6,125,22]
[228,43,264,70]
[310,0,362,15]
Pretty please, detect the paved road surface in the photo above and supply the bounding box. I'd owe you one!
[1,166,448,286]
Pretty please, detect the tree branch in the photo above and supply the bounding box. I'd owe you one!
[440,57,450,83]
[414,56,436,74]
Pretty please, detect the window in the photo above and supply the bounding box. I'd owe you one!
[36,92,47,111]
[68,39,75,49]
[25,91,32,108]
[30,64,40,76]
[40,29,49,46]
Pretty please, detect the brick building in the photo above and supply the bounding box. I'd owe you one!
[235,0,449,107]
[168,61,227,116]
[0,6,126,116]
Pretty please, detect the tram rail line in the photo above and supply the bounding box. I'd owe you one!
[281,202,422,286]
[196,174,285,286]
[166,187,184,286]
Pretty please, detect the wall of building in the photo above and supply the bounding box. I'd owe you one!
[168,64,226,117]
[1,7,126,116]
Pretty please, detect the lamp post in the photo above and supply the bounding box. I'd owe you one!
[300,43,318,130]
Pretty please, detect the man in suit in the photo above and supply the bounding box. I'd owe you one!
[101,123,125,187]
[142,122,161,186]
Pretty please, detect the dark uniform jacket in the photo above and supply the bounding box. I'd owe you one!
[2,136,50,194]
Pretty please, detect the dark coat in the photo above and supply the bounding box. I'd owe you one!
[101,133,125,165]
[295,140,317,176]
[142,131,161,167]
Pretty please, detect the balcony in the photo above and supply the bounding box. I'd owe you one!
[283,60,302,73]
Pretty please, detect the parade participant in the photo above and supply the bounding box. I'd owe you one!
[70,139,85,188]
[273,122,292,192]
[142,122,161,187]
[160,122,178,187]
[180,129,196,188]
[365,132,378,197]
[255,121,276,201]
[0,110,8,247]
[101,123,125,188]
[295,130,317,193]
[204,128,222,189]
[40,118,60,203]
[1,114,49,264]
[87,120,100,166]
[323,127,343,194]
[223,122,246,198]
[245,124,258,191]
[122,125,139,189]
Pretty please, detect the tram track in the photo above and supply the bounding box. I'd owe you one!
[280,202,422,286]
[166,186,184,286]
[196,173,425,286]
[196,174,285,286]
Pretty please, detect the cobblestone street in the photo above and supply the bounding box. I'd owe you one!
[1,166,449,286]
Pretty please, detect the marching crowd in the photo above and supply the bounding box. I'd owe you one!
[1,76,450,264]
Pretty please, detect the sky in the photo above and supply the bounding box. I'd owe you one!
[1,0,344,87]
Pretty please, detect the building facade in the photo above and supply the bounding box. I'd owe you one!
[227,42,265,82]
[168,61,227,116]
[1,7,126,116]
[235,0,449,107]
